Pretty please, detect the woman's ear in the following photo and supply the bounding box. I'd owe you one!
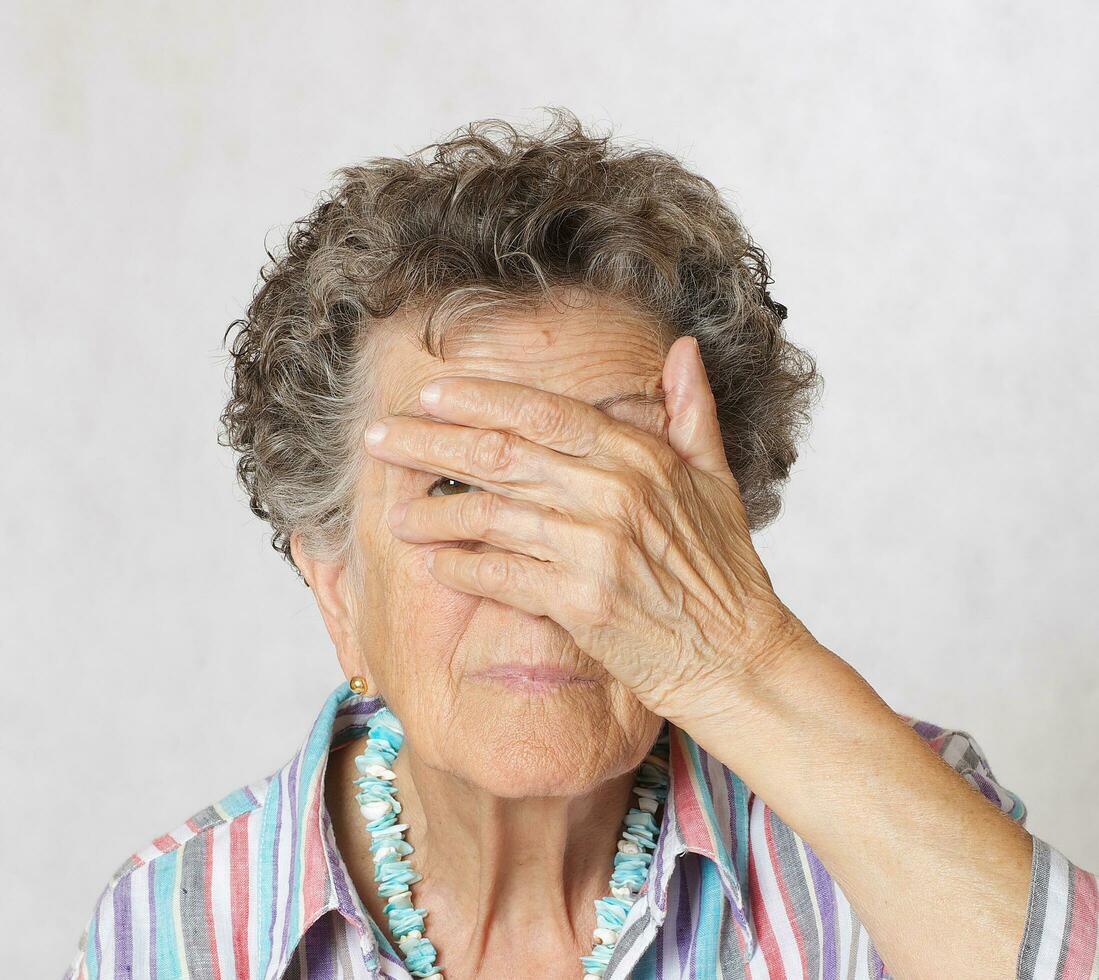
[291,531,375,688]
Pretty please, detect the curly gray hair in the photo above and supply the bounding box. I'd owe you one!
[218,107,822,584]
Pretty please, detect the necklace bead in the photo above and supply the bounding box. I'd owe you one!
[353,704,670,978]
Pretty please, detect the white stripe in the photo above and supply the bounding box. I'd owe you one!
[1033,845,1072,979]
[832,882,855,978]
[129,862,152,979]
[266,764,295,978]
[706,755,736,878]
[97,872,116,980]
[248,804,263,979]
[748,800,801,977]
[853,919,873,978]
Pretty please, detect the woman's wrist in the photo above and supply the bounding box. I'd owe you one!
[675,628,881,806]
[678,631,1034,979]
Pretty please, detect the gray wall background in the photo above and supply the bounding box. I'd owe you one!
[3,1,1096,975]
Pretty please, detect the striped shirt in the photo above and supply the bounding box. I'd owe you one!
[63,679,1099,980]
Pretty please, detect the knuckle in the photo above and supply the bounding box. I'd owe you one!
[592,525,629,574]
[476,554,512,590]
[604,468,650,516]
[639,437,680,484]
[474,491,504,538]
[455,493,487,538]
[470,429,512,475]
[523,397,567,441]
[585,577,616,628]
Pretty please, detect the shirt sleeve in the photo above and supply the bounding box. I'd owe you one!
[1016,836,1099,980]
[902,717,1099,979]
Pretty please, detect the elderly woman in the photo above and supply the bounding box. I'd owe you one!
[64,109,1097,980]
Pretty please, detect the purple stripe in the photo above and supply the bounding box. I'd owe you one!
[113,871,133,974]
[650,785,678,916]
[322,806,364,926]
[675,858,692,972]
[968,770,1004,806]
[656,915,665,980]
[871,943,886,978]
[806,841,839,980]
[911,720,944,740]
[302,908,337,980]
[338,699,381,719]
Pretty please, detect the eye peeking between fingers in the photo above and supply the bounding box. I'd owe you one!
[427,475,482,496]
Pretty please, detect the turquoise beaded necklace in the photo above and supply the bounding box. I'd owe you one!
[352,703,671,979]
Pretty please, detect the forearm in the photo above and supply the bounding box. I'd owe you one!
[685,636,1033,980]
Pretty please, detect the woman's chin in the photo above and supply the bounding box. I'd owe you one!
[447,690,642,798]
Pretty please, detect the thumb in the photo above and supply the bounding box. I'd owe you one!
[663,335,735,484]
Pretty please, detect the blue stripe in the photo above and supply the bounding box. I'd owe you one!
[217,787,260,819]
[153,849,181,979]
[256,766,283,977]
[693,858,725,978]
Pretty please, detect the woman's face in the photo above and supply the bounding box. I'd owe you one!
[346,299,671,796]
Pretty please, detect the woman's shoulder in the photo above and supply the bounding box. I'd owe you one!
[114,772,273,885]
[62,769,278,980]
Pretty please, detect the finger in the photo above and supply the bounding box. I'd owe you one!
[365,415,591,508]
[426,547,559,617]
[388,491,578,562]
[415,375,674,473]
[663,335,735,484]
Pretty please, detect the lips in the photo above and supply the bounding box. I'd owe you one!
[471,663,599,685]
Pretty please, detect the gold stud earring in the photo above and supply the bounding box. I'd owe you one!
[349,674,370,695]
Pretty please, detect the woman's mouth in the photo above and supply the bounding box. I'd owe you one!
[470,663,600,692]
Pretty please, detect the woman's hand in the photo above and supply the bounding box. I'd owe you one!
[363,335,1045,980]
[362,334,813,729]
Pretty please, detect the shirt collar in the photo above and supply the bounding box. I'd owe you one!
[652,720,756,957]
[266,680,756,977]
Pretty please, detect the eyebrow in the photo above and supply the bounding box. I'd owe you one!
[391,389,667,419]
[591,390,667,413]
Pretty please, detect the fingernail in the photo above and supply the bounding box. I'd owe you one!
[420,382,441,406]
[388,500,408,525]
[365,421,388,445]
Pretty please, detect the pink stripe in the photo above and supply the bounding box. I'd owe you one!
[668,729,715,857]
[202,825,224,980]
[152,834,179,853]
[229,814,252,980]
[302,770,329,918]
[1062,866,1099,976]
[765,809,808,977]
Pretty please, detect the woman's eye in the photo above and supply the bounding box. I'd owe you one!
[427,476,480,496]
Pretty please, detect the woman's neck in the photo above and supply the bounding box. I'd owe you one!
[325,733,643,976]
